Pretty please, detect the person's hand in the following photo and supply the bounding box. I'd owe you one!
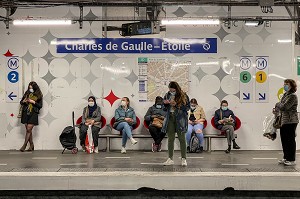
[90,120,95,125]
[27,99,35,104]
[23,98,28,103]
[163,99,170,104]
[188,120,193,124]
[170,99,176,106]
[218,120,224,124]
[85,122,90,126]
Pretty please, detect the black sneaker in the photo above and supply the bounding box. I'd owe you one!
[187,146,190,153]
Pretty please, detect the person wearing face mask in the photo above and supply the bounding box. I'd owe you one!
[113,97,137,154]
[19,81,43,152]
[275,79,298,166]
[162,81,190,166]
[214,100,240,153]
[79,96,102,153]
[186,98,206,153]
[144,96,167,152]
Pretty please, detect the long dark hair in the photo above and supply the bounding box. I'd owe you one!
[190,98,198,105]
[25,81,43,100]
[168,81,187,107]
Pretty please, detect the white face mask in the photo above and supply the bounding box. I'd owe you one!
[88,102,95,107]
[29,88,34,93]
[121,100,127,107]
[170,91,176,96]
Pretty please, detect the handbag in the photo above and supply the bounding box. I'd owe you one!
[151,117,164,128]
[273,114,282,129]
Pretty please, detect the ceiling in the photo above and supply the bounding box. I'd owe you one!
[0,0,300,8]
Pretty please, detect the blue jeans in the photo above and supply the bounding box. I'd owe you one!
[186,123,204,147]
[116,122,133,147]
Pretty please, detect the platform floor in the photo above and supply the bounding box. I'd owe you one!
[0,150,300,191]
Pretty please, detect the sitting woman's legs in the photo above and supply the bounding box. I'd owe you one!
[91,126,101,147]
[194,123,204,147]
[116,122,133,147]
[79,124,88,146]
[186,124,193,145]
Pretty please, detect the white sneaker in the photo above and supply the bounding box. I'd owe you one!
[181,158,187,167]
[284,161,296,166]
[130,138,138,145]
[121,147,126,154]
[278,159,286,164]
[163,158,174,166]
[94,146,99,153]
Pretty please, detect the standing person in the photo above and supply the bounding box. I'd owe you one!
[214,100,240,153]
[19,81,43,152]
[186,98,206,153]
[144,96,167,152]
[276,79,298,166]
[79,96,102,153]
[162,81,190,166]
[113,97,138,154]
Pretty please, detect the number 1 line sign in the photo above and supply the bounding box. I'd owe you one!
[255,56,269,103]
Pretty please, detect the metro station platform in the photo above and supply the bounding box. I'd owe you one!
[0,150,300,191]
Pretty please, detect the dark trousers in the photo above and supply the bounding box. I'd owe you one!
[280,123,298,161]
[148,125,165,145]
[79,124,101,147]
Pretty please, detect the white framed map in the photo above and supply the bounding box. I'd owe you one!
[138,57,190,102]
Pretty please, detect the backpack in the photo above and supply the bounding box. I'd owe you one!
[189,133,199,153]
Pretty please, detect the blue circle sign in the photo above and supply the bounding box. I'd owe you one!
[7,71,19,83]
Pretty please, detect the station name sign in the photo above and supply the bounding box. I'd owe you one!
[56,38,217,54]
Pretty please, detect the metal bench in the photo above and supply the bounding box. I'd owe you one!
[98,133,236,152]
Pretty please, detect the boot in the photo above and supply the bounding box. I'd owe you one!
[225,145,231,153]
[27,143,34,151]
[233,140,240,149]
[19,143,27,152]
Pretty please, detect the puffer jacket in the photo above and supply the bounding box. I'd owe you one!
[276,91,299,126]
[161,92,190,133]
[113,106,137,128]
[144,105,167,125]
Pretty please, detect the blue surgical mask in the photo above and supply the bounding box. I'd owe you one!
[284,85,289,92]
[221,106,228,111]
[156,104,162,109]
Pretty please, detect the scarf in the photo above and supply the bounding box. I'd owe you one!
[28,93,38,113]
[88,104,97,117]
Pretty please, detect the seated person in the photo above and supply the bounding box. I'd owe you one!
[113,97,137,154]
[214,100,240,153]
[144,96,167,152]
[186,98,206,153]
[79,96,102,153]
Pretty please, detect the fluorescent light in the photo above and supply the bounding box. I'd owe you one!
[161,19,220,25]
[278,39,292,43]
[13,19,72,26]
[245,21,259,26]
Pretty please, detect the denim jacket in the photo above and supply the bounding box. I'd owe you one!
[161,92,190,133]
[113,106,137,128]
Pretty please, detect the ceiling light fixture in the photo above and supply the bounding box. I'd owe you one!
[278,39,292,43]
[13,19,72,26]
[161,19,220,25]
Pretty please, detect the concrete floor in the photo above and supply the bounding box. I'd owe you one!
[0,150,300,190]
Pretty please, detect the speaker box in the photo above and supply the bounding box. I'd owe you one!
[259,0,274,6]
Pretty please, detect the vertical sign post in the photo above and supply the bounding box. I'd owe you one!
[5,52,21,103]
[138,57,148,102]
[240,56,254,103]
[255,56,269,103]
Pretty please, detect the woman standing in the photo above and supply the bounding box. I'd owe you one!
[162,81,190,166]
[113,97,138,154]
[186,98,206,153]
[80,96,102,153]
[19,81,43,152]
[276,79,299,166]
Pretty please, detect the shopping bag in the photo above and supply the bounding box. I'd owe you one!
[85,125,94,153]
